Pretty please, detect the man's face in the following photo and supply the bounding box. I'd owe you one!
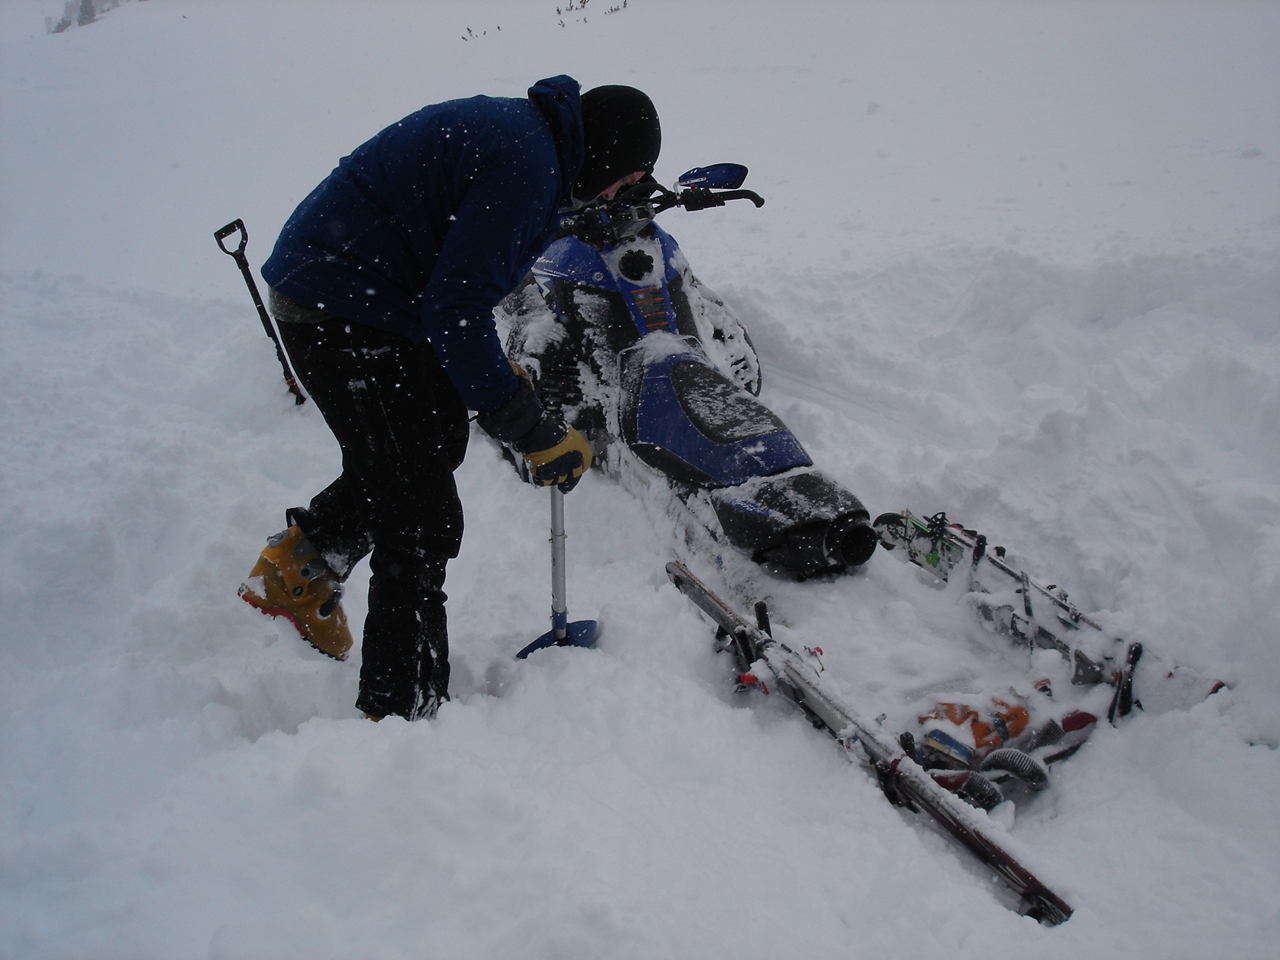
[597,171,646,201]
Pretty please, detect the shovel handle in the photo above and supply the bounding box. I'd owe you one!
[214,219,248,258]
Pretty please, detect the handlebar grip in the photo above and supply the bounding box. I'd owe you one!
[719,190,765,208]
[680,189,765,212]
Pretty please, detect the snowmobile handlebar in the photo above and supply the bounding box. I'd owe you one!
[610,176,765,217]
[559,176,765,247]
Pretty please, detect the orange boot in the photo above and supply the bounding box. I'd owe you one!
[239,526,353,660]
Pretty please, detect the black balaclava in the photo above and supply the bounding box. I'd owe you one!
[573,85,662,203]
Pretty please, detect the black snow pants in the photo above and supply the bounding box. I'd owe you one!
[271,291,470,721]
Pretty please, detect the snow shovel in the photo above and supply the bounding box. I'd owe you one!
[214,219,306,405]
[516,486,599,659]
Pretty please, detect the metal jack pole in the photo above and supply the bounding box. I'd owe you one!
[517,486,599,659]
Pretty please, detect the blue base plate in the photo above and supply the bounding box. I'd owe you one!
[515,619,599,660]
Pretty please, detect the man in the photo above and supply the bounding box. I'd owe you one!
[238,76,661,721]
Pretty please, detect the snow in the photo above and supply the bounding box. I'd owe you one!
[2,0,1278,957]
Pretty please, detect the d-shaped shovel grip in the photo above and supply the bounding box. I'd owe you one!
[215,218,249,259]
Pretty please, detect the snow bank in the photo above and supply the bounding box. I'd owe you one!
[2,2,1278,958]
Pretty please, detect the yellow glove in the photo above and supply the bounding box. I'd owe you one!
[475,370,593,493]
[520,424,593,492]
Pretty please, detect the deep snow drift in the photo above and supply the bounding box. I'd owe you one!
[2,2,1278,958]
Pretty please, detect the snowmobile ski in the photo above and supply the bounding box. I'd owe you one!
[665,560,1074,925]
[873,510,1226,719]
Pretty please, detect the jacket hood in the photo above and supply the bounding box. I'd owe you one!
[527,75,585,205]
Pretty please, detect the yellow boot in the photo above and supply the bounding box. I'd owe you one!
[239,526,353,660]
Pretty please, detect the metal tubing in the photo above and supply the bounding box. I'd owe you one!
[550,486,568,639]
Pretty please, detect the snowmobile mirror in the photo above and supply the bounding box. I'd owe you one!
[676,164,748,190]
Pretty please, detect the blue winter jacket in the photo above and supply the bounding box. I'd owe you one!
[261,76,584,412]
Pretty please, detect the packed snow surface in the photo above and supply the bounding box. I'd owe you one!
[2,1,1278,957]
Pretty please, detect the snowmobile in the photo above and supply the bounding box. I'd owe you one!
[487,168,1228,921]
[496,164,878,580]
[494,167,1116,797]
